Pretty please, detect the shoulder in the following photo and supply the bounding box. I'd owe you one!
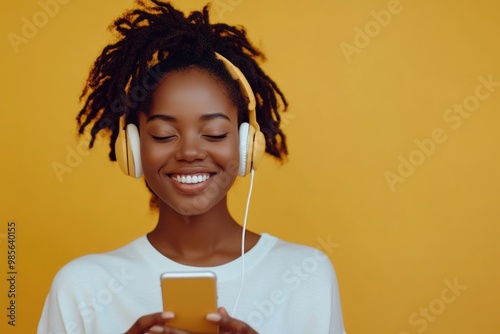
[246,234,345,332]
[261,233,338,281]
[50,236,144,290]
[264,234,334,262]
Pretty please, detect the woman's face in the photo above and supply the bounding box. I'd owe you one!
[139,68,240,216]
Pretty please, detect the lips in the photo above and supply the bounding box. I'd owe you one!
[170,173,212,184]
[166,171,215,195]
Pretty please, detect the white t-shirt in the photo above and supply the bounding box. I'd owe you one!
[38,233,346,334]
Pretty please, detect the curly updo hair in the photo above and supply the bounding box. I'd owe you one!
[76,0,288,206]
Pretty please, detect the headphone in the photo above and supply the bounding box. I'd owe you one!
[114,52,266,178]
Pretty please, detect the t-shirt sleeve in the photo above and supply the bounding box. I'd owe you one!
[301,251,346,334]
[275,244,346,334]
[328,261,347,334]
[38,265,88,334]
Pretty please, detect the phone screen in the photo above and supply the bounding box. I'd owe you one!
[161,271,219,334]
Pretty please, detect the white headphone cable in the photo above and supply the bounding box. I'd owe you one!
[231,168,255,317]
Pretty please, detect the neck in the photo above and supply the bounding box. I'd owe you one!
[147,196,244,265]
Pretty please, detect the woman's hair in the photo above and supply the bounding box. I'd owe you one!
[76,0,288,206]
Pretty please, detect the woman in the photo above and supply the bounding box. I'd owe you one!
[38,1,346,333]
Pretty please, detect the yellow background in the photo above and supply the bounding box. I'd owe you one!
[1,0,499,333]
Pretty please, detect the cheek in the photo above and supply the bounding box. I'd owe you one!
[212,139,241,173]
[139,140,169,174]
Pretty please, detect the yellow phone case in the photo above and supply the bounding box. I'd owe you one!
[161,271,219,334]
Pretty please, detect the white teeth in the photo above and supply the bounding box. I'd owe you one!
[172,174,210,184]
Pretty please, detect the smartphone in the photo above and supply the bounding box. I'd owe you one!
[160,271,219,334]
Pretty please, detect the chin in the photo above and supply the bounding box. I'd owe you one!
[160,196,221,217]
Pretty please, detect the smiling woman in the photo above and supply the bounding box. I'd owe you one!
[37,1,346,333]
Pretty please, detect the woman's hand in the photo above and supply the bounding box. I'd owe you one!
[206,307,258,334]
[123,312,190,334]
[123,307,258,334]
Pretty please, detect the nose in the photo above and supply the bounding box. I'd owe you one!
[174,134,207,162]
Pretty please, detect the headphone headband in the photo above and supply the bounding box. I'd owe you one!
[214,52,259,131]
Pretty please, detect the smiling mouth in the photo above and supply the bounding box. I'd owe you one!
[170,173,213,184]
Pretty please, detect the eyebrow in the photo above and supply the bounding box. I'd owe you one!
[146,114,176,123]
[146,113,231,123]
[199,113,231,122]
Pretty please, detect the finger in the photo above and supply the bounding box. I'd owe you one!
[125,312,174,334]
[206,307,258,334]
[147,325,166,334]
[218,307,230,316]
[147,325,192,334]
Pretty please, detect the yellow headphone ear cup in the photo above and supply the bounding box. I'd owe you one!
[125,124,143,178]
[251,129,265,171]
[114,119,143,178]
[244,125,256,176]
[115,121,130,176]
[238,122,265,176]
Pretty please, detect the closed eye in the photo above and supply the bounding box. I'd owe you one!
[151,135,176,142]
[203,133,228,141]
